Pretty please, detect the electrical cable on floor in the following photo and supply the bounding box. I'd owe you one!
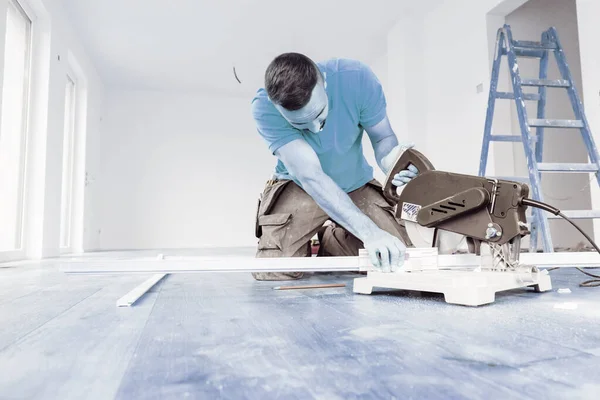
[521,198,600,287]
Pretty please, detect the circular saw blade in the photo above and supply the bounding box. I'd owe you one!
[405,221,470,254]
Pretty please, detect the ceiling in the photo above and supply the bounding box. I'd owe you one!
[61,0,438,96]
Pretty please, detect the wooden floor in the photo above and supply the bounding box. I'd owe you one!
[1,250,600,399]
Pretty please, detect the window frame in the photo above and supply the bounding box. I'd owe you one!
[0,0,34,261]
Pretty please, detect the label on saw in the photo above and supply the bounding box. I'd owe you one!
[400,202,421,222]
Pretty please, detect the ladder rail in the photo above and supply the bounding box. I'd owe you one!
[535,34,549,166]
[530,32,550,252]
[502,26,554,253]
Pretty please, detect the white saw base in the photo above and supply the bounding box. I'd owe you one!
[353,269,552,306]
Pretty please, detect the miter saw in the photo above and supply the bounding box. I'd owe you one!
[382,148,533,272]
[353,147,600,304]
[351,147,561,305]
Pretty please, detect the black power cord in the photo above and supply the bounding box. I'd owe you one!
[521,198,600,287]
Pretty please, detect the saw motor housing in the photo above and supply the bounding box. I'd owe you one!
[383,149,530,255]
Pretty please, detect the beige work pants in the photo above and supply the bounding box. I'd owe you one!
[253,179,412,281]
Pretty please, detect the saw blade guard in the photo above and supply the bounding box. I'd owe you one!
[383,148,435,203]
[383,148,470,254]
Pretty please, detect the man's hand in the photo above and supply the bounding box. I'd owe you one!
[363,228,407,272]
[380,143,419,188]
[380,143,412,173]
[392,164,418,187]
[364,116,419,188]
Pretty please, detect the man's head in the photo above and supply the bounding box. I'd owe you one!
[265,53,328,133]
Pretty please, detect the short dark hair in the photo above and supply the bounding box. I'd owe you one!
[264,53,319,110]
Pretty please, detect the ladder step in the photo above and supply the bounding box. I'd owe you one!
[496,92,541,101]
[514,48,545,58]
[490,135,521,142]
[489,135,539,143]
[512,40,557,50]
[521,79,570,88]
[537,163,599,172]
[547,210,600,219]
[529,119,584,128]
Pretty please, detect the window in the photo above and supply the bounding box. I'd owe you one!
[60,74,76,249]
[0,0,32,252]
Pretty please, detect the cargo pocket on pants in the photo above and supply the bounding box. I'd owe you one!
[255,180,292,238]
[257,213,292,251]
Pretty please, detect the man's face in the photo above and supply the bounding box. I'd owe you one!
[274,75,329,133]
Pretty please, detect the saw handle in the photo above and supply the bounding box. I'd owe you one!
[383,148,435,202]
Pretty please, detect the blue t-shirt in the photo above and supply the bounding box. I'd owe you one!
[251,58,387,193]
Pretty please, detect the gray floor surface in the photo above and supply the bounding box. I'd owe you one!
[1,250,600,399]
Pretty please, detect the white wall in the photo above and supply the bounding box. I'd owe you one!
[386,1,513,173]
[386,0,600,249]
[0,0,105,259]
[96,90,274,249]
[386,14,427,153]
[576,0,600,242]
[362,53,389,183]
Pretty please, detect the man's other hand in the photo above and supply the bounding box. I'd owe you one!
[363,229,406,272]
[392,164,418,187]
[381,143,419,188]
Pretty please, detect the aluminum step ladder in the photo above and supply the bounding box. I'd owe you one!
[479,24,600,253]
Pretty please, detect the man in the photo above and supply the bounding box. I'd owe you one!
[251,53,418,281]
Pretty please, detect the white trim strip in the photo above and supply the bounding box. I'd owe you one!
[63,255,363,274]
[116,274,167,307]
[60,249,600,274]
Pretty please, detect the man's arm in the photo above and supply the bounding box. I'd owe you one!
[364,115,399,174]
[275,138,405,271]
[365,115,418,185]
[355,62,417,182]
